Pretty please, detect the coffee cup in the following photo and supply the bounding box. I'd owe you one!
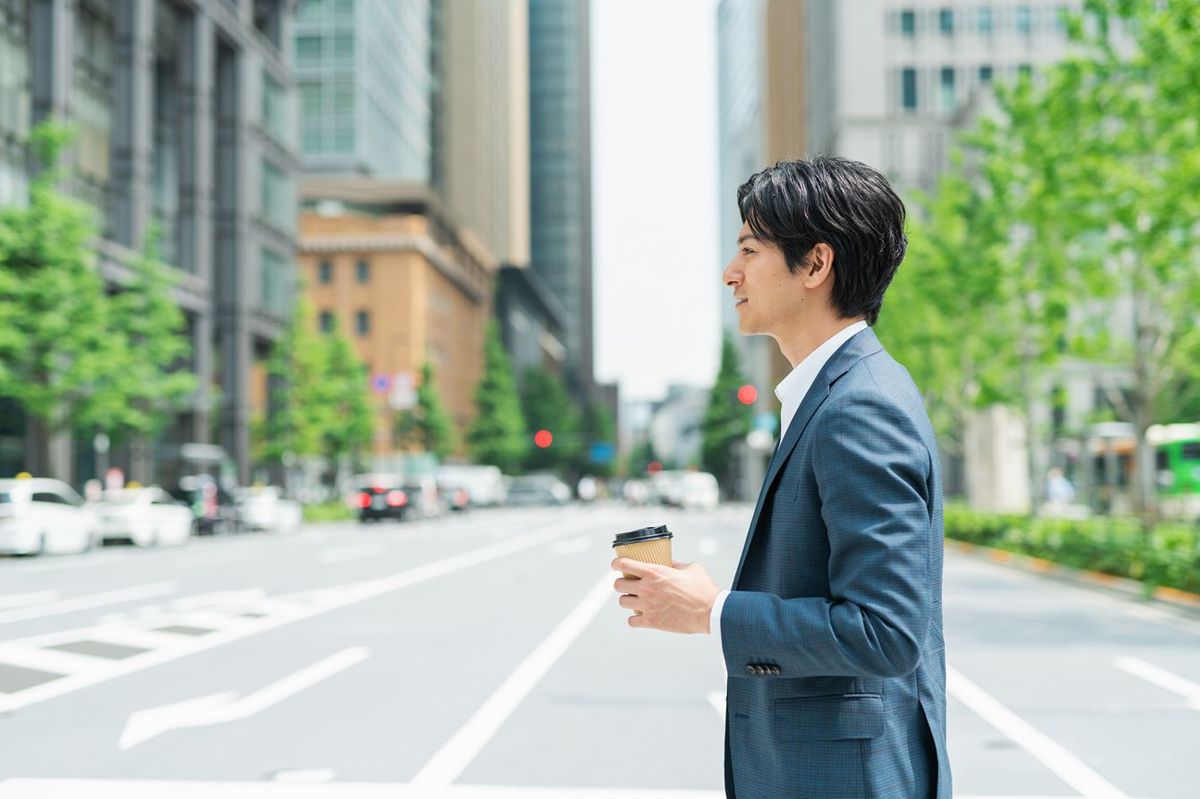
[612,525,673,579]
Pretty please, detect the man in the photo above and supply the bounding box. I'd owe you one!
[612,158,950,799]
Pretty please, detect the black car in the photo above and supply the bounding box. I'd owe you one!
[356,482,409,523]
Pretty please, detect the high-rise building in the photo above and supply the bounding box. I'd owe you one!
[0,0,299,485]
[528,0,594,400]
[295,0,433,182]
[716,0,809,495]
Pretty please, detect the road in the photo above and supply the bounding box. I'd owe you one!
[0,502,1196,798]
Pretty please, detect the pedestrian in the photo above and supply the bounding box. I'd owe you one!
[612,158,950,799]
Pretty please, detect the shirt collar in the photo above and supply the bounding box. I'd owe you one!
[774,320,869,437]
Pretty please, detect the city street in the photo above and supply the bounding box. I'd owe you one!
[0,503,1196,798]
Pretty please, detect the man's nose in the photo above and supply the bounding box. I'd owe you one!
[722,258,739,287]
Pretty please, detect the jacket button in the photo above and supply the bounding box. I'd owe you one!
[745,665,756,674]
[769,666,780,674]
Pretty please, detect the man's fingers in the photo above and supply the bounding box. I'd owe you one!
[627,612,647,628]
[613,576,643,594]
[612,557,648,576]
[617,594,644,611]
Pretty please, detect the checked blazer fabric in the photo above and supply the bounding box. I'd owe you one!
[720,327,951,799]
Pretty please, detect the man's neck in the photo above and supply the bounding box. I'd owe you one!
[775,316,867,368]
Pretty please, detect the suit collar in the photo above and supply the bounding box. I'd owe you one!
[731,326,883,587]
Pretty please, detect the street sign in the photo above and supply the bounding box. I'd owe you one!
[589,441,615,465]
[371,373,391,395]
[753,412,779,434]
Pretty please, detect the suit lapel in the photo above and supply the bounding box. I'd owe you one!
[731,327,884,587]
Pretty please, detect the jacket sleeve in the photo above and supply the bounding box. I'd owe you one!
[720,390,933,679]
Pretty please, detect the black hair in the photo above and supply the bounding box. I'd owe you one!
[736,157,907,326]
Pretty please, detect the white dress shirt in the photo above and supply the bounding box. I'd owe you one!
[709,321,869,664]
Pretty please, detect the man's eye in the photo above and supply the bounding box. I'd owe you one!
[742,248,754,255]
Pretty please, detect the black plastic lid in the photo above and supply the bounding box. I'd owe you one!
[612,525,672,547]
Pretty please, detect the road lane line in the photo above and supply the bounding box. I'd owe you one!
[947,665,1130,799]
[410,569,617,787]
[120,647,370,748]
[0,583,176,626]
[0,517,595,714]
[1115,656,1200,710]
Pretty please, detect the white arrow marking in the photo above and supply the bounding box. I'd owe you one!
[0,590,58,609]
[119,647,370,749]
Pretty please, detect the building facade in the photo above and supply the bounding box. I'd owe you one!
[298,182,494,464]
[295,0,432,182]
[528,0,594,401]
[0,0,298,485]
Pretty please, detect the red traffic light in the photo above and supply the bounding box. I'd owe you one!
[647,460,663,474]
[534,429,554,449]
[737,384,758,405]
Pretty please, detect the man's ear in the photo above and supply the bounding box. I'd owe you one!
[803,243,836,288]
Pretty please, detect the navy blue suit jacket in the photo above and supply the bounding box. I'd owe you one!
[721,327,951,799]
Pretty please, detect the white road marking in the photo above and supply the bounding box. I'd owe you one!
[317,543,385,564]
[271,769,337,784]
[410,570,617,787]
[706,690,725,719]
[169,589,267,611]
[0,591,57,609]
[119,647,370,749]
[0,518,591,714]
[0,780,1135,799]
[1115,656,1200,710]
[0,583,176,626]
[947,665,1130,799]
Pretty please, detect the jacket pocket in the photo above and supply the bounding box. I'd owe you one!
[773,693,884,742]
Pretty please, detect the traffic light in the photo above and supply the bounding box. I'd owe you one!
[737,384,758,405]
[534,429,554,448]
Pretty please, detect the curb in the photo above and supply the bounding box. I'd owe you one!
[944,538,1200,617]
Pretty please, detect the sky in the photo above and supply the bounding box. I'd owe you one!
[591,0,723,403]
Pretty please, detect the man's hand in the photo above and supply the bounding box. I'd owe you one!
[611,558,721,634]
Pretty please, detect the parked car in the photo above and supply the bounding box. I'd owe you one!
[355,475,409,523]
[435,464,506,507]
[505,474,572,507]
[436,480,472,512]
[0,477,100,555]
[96,486,194,547]
[649,470,689,507]
[679,471,720,511]
[233,485,302,533]
[169,475,241,535]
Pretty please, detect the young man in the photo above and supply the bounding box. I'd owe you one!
[612,158,950,799]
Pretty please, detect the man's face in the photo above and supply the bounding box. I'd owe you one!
[721,221,805,338]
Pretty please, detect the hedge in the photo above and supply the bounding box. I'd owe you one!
[943,505,1200,595]
[302,501,355,523]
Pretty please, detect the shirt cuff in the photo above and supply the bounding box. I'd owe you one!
[710,588,730,645]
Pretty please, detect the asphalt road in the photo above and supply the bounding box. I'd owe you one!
[0,502,1196,799]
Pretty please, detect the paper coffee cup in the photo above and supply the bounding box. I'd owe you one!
[612,525,673,579]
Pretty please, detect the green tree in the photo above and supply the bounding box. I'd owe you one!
[106,228,197,451]
[395,360,458,460]
[256,295,329,467]
[577,399,617,477]
[0,123,129,477]
[319,329,374,474]
[467,322,527,473]
[520,366,580,473]
[700,335,753,494]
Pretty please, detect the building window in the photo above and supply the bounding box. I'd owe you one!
[940,67,956,112]
[74,3,115,233]
[356,259,369,283]
[261,159,291,232]
[262,72,288,144]
[297,35,322,67]
[938,8,953,35]
[979,64,994,85]
[355,310,369,336]
[260,248,290,316]
[319,311,334,333]
[1016,5,1032,35]
[978,7,993,35]
[899,9,916,36]
[901,68,918,112]
[319,260,332,283]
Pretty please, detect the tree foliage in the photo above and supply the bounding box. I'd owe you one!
[520,366,580,473]
[700,335,753,492]
[467,322,527,473]
[395,360,458,460]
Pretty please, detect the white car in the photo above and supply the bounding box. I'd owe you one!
[96,486,195,547]
[435,464,507,507]
[680,472,720,511]
[0,478,100,555]
[233,485,302,533]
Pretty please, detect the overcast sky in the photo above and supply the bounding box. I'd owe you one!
[591,0,722,403]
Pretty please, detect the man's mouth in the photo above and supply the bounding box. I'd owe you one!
[735,298,748,308]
